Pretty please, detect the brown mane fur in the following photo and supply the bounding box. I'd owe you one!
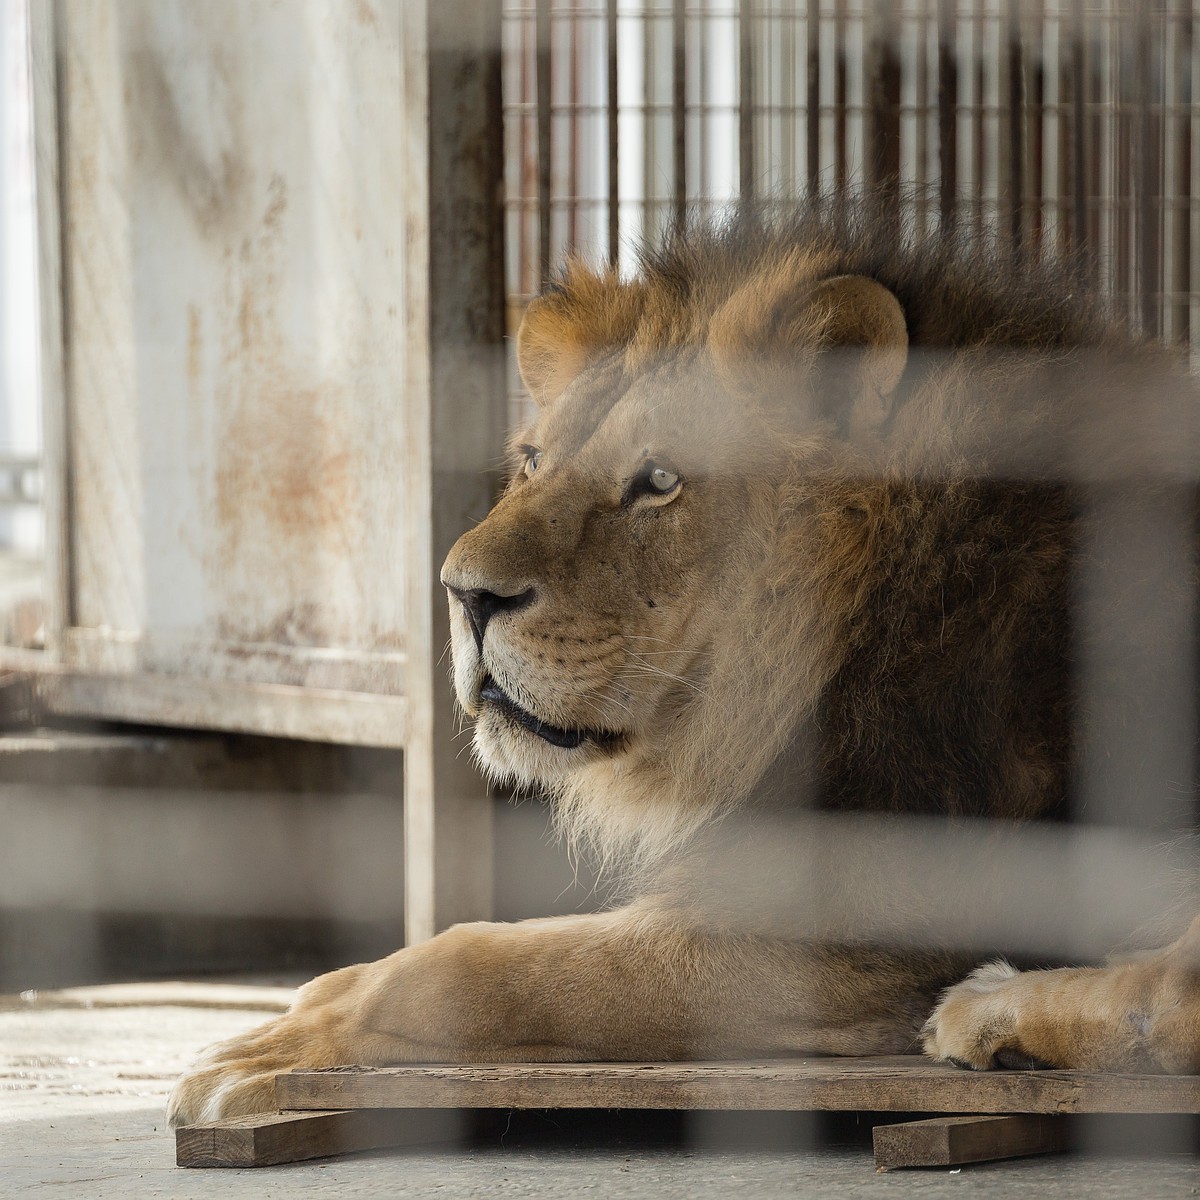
[511,203,1197,878]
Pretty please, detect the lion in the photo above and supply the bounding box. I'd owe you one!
[168,203,1200,1128]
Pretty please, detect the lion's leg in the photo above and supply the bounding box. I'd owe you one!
[923,915,1200,1073]
[168,903,944,1126]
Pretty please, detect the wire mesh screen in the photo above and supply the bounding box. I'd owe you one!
[501,0,1199,424]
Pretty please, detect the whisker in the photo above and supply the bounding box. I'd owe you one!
[623,655,712,700]
[623,634,710,652]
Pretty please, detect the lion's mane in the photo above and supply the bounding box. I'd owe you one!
[513,204,1196,881]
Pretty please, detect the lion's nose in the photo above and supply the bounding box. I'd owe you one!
[446,585,535,652]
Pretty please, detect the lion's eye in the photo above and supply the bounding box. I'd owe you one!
[648,465,679,493]
[629,460,682,503]
[524,449,543,478]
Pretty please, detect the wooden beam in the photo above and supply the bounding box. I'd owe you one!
[275,1057,1200,1116]
[400,0,505,943]
[176,1109,463,1169]
[33,670,410,749]
[873,1114,1069,1171]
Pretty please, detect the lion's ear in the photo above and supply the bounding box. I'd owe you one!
[516,261,646,406]
[710,262,908,435]
[806,274,909,400]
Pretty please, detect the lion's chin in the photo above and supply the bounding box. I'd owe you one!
[479,675,624,752]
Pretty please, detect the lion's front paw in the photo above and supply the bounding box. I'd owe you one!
[167,962,383,1127]
[167,1059,278,1128]
[922,960,1055,1071]
[167,1013,338,1128]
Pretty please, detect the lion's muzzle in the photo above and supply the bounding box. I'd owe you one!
[446,583,536,652]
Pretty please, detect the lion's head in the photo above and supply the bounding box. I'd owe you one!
[440,221,915,866]
[441,203,1185,870]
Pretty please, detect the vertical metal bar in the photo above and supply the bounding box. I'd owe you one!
[568,6,580,251]
[673,0,687,224]
[1190,0,1200,359]
[1109,4,1123,307]
[937,0,958,231]
[739,0,755,199]
[646,3,662,242]
[1025,0,1044,258]
[972,4,985,235]
[916,0,932,234]
[1100,0,1116,298]
[535,0,551,282]
[806,0,820,197]
[607,0,619,264]
[402,0,505,942]
[866,0,901,201]
[1172,0,1193,345]
[517,9,534,306]
[1135,3,1162,338]
[834,0,848,196]
[696,2,706,203]
[779,0,795,195]
[1132,1,1148,332]
[1005,0,1025,257]
[1060,4,1080,259]
[1073,0,1093,278]
[29,0,71,654]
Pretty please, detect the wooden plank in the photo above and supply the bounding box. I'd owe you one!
[176,1108,462,1169]
[873,1114,1069,1171]
[34,671,410,749]
[276,1057,1200,1117]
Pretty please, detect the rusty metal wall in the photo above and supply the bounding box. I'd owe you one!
[50,0,412,726]
[16,0,505,939]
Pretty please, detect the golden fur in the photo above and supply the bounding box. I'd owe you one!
[169,206,1200,1128]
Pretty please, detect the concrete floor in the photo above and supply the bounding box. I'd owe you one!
[2,983,1198,1198]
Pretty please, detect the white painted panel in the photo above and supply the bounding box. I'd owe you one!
[60,0,409,695]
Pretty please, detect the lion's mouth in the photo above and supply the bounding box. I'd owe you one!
[479,675,622,751]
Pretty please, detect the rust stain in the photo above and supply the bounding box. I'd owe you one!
[237,285,258,350]
[262,174,287,233]
[353,0,380,30]
[217,199,362,550]
[214,382,361,538]
[217,602,325,649]
[129,42,246,234]
[211,366,367,650]
[186,306,202,385]
[204,157,371,653]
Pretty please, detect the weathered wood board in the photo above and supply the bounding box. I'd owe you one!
[176,1056,1200,1169]
[176,1108,463,1169]
[873,1114,1069,1170]
[274,1056,1200,1116]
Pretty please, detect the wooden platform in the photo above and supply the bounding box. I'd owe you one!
[177,1055,1200,1171]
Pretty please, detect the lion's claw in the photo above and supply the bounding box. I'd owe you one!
[167,1062,279,1128]
[922,959,1035,1071]
[166,1013,327,1127]
[992,1047,1055,1071]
